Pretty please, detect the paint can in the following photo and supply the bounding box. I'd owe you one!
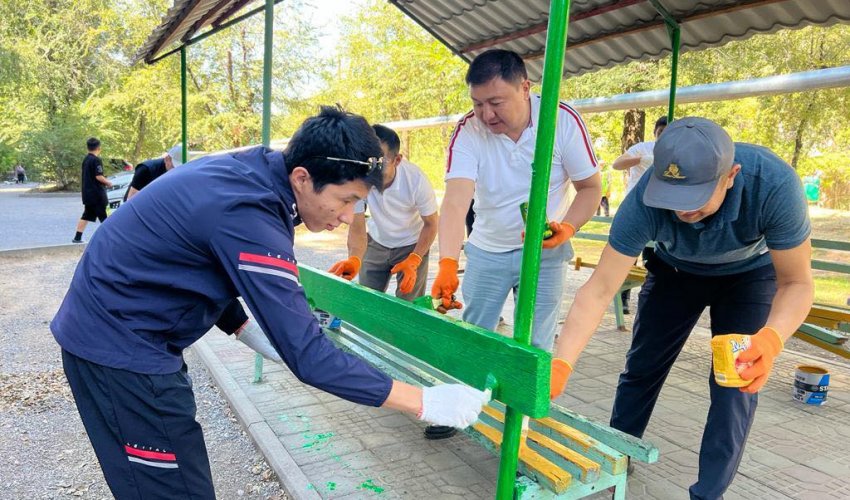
[710,334,752,388]
[793,365,829,405]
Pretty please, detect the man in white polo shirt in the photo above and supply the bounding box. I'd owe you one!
[432,49,601,350]
[330,124,439,301]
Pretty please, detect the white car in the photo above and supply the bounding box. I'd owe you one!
[107,172,134,209]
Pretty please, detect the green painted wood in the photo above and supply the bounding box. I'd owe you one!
[811,259,850,274]
[298,265,551,417]
[261,0,274,146]
[330,325,642,484]
[547,402,659,464]
[514,470,628,500]
[797,323,848,345]
[812,238,850,252]
[253,352,263,383]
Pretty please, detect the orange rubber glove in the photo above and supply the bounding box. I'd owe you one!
[431,257,462,310]
[736,327,784,394]
[541,221,576,249]
[328,256,361,281]
[550,358,574,399]
[390,252,422,295]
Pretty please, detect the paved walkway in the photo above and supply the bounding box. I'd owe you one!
[193,231,850,499]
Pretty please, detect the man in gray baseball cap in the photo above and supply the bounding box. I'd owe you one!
[547,116,814,498]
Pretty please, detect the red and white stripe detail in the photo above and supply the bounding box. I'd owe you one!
[125,445,178,469]
[238,252,300,286]
[558,101,598,167]
[445,111,474,173]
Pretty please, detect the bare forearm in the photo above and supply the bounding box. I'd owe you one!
[96,175,112,186]
[347,224,368,260]
[413,221,438,257]
[554,284,613,365]
[381,380,422,414]
[563,185,602,230]
[765,282,814,342]
[125,187,140,200]
[438,205,466,260]
[612,156,640,171]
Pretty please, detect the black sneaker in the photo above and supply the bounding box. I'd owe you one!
[623,307,630,315]
[71,238,84,244]
[424,425,457,440]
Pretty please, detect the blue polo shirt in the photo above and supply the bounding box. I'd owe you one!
[609,143,811,276]
[51,146,392,407]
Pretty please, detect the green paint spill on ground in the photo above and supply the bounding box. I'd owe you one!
[358,479,385,494]
[302,432,334,449]
[327,482,337,491]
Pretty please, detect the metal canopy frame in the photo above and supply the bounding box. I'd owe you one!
[137,1,850,498]
[143,0,282,160]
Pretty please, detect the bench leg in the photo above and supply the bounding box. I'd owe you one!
[611,475,627,500]
[253,352,264,383]
[613,292,626,332]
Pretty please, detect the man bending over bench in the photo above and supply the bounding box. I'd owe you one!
[549,117,813,499]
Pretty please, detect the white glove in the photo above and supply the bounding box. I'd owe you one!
[638,154,654,169]
[235,321,282,362]
[419,384,490,428]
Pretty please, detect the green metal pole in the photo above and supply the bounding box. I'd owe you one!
[261,0,274,146]
[667,24,680,123]
[180,46,188,164]
[495,0,571,498]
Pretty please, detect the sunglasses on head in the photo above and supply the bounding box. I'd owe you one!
[311,156,384,176]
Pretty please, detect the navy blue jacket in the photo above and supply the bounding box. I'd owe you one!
[52,147,392,407]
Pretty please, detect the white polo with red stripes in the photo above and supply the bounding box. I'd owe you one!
[445,93,597,253]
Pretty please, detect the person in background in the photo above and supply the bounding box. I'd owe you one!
[597,161,612,217]
[611,116,668,313]
[72,137,112,243]
[124,144,185,201]
[329,124,438,301]
[15,164,26,184]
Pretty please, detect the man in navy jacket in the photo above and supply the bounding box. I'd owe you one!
[52,107,488,499]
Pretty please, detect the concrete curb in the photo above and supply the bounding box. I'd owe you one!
[192,338,321,500]
[0,243,86,258]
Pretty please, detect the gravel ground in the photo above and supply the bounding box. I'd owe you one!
[0,249,287,500]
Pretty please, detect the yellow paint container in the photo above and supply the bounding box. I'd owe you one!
[711,334,752,388]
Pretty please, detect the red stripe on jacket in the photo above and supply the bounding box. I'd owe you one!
[238,252,298,274]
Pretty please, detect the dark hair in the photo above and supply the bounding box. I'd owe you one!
[283,105,383,192]
[654,116,668,135]
[465,49,528,86]
[86,137,101,151]
[372,124,401,157]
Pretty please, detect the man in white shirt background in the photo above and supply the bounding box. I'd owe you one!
[612,115,667,313]
[329,124,439,301]
[431,49,601,351]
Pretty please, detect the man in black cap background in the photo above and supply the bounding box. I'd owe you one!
[547,117,814,499]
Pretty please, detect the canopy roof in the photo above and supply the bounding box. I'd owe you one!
[137,0,260,64]
[390,0,850,80]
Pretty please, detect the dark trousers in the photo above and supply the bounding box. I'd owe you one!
[610,254,777,500]
[62,350,215,500]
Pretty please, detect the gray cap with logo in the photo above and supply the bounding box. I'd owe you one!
[643,117,735,211]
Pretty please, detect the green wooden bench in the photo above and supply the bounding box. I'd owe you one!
[254,265,658,499]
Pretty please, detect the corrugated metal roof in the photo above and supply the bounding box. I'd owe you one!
[137,0,255,64]
[390,0,850,80]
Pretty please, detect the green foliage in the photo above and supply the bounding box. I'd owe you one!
[0,0,849,205]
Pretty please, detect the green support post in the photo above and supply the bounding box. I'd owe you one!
[180,46,188,163]
[261,0,274,146]
[666,24,680,123]
[650,0,681,123]
[498,0,572,498]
